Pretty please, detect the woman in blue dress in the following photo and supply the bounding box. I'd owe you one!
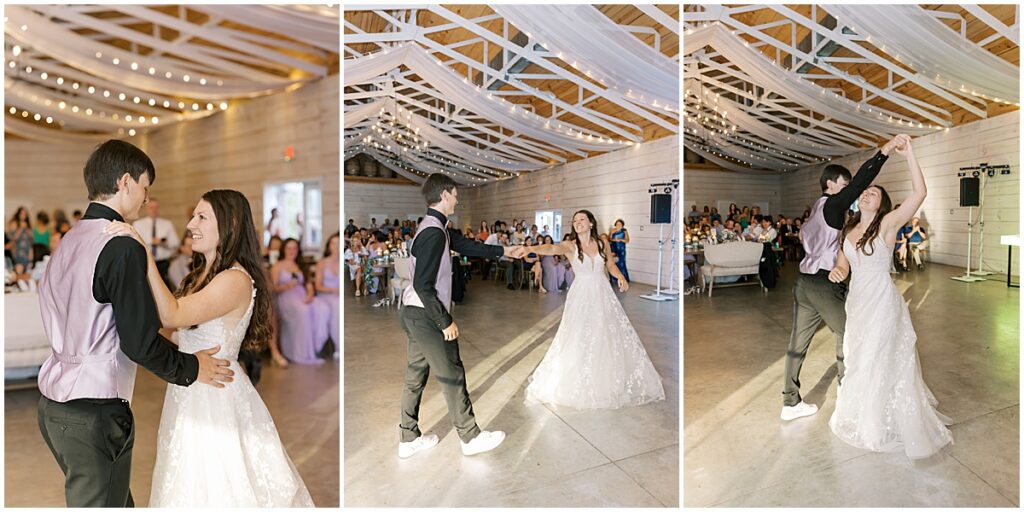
[609,219,630,287]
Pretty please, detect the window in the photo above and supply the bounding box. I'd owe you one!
[535,210,563,241]
[264,179,323,254]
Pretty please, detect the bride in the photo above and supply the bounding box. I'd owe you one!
[827,138,953,459]
[106,190,314,506]
[527,210,665,409]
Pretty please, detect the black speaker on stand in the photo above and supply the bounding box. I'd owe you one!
[651,194,672,224]
[959,177,980,207]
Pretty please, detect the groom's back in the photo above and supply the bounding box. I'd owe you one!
[37,219,138,403]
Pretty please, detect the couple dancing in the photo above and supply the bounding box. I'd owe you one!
[397,174,665,459]
[36,140,313,506]
[782,134,953,459]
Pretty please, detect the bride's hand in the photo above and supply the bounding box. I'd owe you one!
[104,221,145,246]
[828,265,849,283]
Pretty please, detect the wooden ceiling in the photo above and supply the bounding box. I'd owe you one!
[684,4,1019,172]
[344,5,679,163]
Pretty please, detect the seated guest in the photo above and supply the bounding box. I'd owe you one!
[757,215,778,243]
[743,215,763,240]
[265,235,283,264]
[366,231,388,294]
[561,234,575,290]
[167,229,194,290]
[315,233,341,358]
[477,220,490,242]
[898,217,929,271]
[541,225,551,238]
[528,224,540,243]
[499,232,524,290]
[271,238,327,364]
[345,235,369,296]
[511,225,527,245]
[688,205,701,222]
[539,234,562,293]
[523,237,545,293]
[344,218,359,238]
[710,207,721,223]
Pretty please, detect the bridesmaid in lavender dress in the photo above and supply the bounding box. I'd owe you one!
[315,233,341,357]
[540,235,561,293]
[270,238,324,364]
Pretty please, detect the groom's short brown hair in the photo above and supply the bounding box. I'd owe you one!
[84,139,156,200]
[421,173,457,206]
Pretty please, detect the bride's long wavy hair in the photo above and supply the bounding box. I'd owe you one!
[569,209,605,263]
[176,190,271,352]
[840,185,893,256]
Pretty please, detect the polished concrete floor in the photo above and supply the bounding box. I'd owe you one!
[344,275,680,507]
[5,357,339,507]
[684,262,1019,507]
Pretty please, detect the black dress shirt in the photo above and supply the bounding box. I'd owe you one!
[822,151,888,230]
[411,208,504,330]
[86,203,198,386]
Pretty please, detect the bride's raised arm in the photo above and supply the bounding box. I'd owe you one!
[105,221,251,328]
[148,265,252,329]
[883,138,926,235]
[531,240,574,256]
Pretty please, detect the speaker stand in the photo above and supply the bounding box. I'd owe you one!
[952,206,987,283]
[642,224,679,302]
[972,175,995,275]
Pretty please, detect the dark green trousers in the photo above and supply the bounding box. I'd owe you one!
[398,306,481,444]
[38,396,135,507]
[782,272,847,406]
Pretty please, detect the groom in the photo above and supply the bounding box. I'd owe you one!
[398,173,525,458]
[781,134,908,420]
[36,140,234,506]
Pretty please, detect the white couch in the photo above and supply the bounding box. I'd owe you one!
[700,241,766,297]
[5,291,50,380]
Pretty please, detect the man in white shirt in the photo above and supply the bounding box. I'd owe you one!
[133,198,180,289]
[743,216,763,241]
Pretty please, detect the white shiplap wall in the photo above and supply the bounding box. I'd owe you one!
[5,140,98,220]
[343,180,425,228]
[683,169,784,217]
[5,76,340,241]
[459,135,681,287]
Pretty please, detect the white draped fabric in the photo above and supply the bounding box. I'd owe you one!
[684,87,856,156]
[344,98,545,172]
[193,5,339,53]
[345,43,630,153]
[826,5,1019,103]
[4,6,302,100]
[4,116,112,144]
[492,4,679,112]
[686,25,940,136]
[683,139,774,173]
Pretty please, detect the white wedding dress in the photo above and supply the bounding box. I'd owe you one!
[149,267,314,507]
[829,238,953,459]
[526,248,665,409]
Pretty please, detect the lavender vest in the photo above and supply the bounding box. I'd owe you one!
[37,218,138,403]
[799,196,840,274]
[401,215,452,312]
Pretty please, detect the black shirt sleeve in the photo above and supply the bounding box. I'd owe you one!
[823,151,888,230]
[410,227,454,330]
[448,228,505,259]
[94,237,199,386]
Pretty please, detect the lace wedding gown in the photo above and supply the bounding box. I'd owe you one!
[150,267,314,507]
[526,249,665,409]
[829,239,953,459]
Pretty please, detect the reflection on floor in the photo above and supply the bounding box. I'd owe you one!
[344,276,680,507]
[5,358,339,507]
[684,262,1019,507]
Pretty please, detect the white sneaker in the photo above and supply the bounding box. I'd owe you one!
[781,401,818,421]
[398,434,439,459]
[460,430,506,456]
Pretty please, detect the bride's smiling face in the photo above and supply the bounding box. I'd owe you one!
[572,213,592,234]
[858,186,882,213]
[186,200,219,254]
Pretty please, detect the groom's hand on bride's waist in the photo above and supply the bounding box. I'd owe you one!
[195,346,234,387]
